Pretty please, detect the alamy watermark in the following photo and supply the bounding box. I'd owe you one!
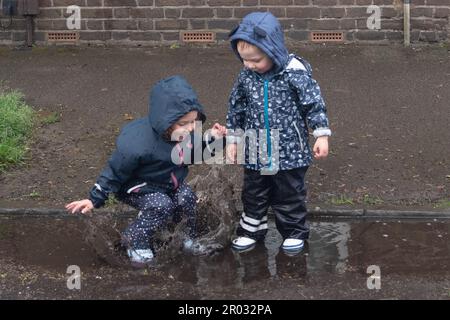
[170,121,281,175]
[66,5,81,30]
[66,265,81,290]
[367,265,381,290]
[367,5,381,30]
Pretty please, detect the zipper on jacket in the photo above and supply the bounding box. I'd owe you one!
[263,80,272,169]
[293,122,304,151]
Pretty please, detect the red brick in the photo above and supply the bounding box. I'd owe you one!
[161,32,179,41]
[321,8,345,18]
[373,0,394,4]
[182,8,214,18]
[112,31,130,40]
[280,18,308,29]
[346,7,369,18]
[287,7,320,18]
[155,19,188,30]
[104,20,138,30]
[131,8,164,18]
[309,19,340,30]
[411,7,434,18]
[294,0,310,4]
[312,0,337,5]
[86,0,102,6]
[434,8,449,19]
[208,19,239,29]
[385,31,403,41]
[165,8,182,18]
[86,19,105,30]
[82,9,113,19]
[129,32,161,41]
[137,0,154,5]
[155,0,188,5]
[207,0,241,6]
[286,30,309,41]
[216,8,233,18]
[53,0,84,6]
[426,0,449,5]
[80,31,112,40]
[189,0,207,5]
[354,30,386,41]
[243,0,259,5]
[190,19,207,29]
[39,8,63,19]
[234,8,256,18]
[114,8,131,19]
[138,20,154,30]
[104,0,137,6]
[38,0,53,7]
[339,18,356,29]
[260,0,294,5]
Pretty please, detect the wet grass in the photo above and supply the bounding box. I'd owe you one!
[105,194,119,208]
[0,90,34,172]
[327,194,384,207]
[361,194,384,206]
[40,112,61,126]
[329,195,355,206]
[434,199,450,209]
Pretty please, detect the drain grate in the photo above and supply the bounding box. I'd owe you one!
[181,31,215,43]
[311,31,344,42]
[47,32,79,43]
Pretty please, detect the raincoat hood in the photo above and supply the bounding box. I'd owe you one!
[229,12,289,75]
[148,75,206,136]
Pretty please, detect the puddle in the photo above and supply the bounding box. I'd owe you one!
[0,215,448,287]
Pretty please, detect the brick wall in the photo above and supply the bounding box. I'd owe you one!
[0,0,449,45]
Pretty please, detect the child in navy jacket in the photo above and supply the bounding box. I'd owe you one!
[66,75,226,266]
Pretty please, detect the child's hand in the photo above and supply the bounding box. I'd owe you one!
[226,143,237,164]
[313,136,329,159]
[65,199,94,214]
[210,123,227,139]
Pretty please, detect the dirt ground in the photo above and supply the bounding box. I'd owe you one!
[0,43,449,211]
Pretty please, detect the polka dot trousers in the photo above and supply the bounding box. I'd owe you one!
[120,183,197,250]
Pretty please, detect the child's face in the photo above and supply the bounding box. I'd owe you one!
[237,44,273,74]
[169,111,198,142]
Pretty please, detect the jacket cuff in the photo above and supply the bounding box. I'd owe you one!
[89,184,107,209]
[313,128,332,138]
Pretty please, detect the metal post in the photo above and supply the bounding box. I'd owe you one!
[404,0,411,46]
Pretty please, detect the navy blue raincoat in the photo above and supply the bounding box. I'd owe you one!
[89,76,206,208]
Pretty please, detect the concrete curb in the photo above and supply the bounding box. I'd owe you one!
[0,207,449,219]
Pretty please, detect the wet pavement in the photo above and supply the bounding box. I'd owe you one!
[0,214,448,300]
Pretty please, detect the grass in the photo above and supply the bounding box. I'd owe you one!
[362,194,384,206]
[434,199,450,209]
[41,112,60,125]
[0,90,34,172]
[328,194,384,206]
[105,194,119,207]
[330,195,355,206]
[29,191,41,199]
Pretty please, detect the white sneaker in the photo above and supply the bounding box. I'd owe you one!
[127,248,154,265]
[231,236,256,251]
[282,238,304,252]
